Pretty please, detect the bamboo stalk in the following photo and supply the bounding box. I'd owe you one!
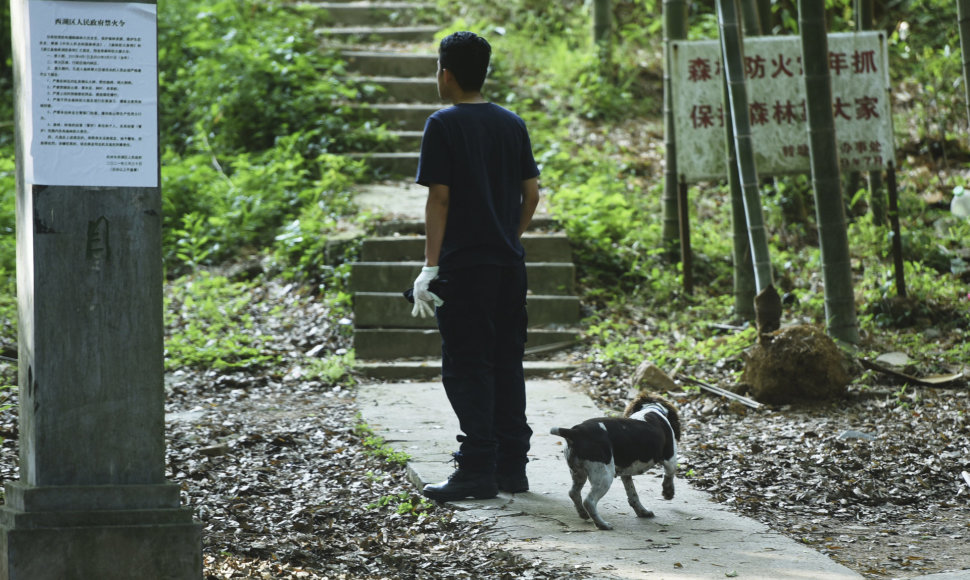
[717,0,773,293]
[799,0,860,343]
[959,0,970,126]
[662,0,688,258]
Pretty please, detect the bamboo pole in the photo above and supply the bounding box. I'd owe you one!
[959,0,970,126]
[722,70,756,322]
[662,0,688,258]
[717,0,773,293]
[855,0,887,226]
[799,0,860,343]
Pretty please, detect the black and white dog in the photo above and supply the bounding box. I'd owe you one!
[550,393,682,530]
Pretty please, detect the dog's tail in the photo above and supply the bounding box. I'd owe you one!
[549,427,576,441]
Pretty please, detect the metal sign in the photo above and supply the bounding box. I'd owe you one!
[671,32,894,182]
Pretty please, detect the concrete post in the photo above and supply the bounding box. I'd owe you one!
[1,1,202,577]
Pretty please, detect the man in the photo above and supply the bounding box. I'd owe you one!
[412,31,541,501]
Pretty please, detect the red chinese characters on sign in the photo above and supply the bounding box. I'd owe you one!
[687,49,878,82]
[688,96,882,129]
[690,104,723,129]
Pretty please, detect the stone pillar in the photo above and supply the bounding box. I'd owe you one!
[1,1,202,578]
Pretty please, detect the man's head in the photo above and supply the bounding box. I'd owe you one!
[437,32,491,93]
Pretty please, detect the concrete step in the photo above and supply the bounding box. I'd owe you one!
[355,359,579,381]
[389,130,423,149]
[357,76,437,103]
[350,262,576,295]
[366,103,440,131]
[316,25,438,43]
[308,2,437,27]
[343,50,436,77]
[360,234,573,263]
[349,152,419,178]
[353,328,578,359]
[354,292,581,329]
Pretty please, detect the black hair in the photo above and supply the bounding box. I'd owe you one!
[438,31,491,92]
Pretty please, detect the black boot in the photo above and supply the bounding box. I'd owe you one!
[423,449,497,501]
[423,469,498,501]
[495,471,529,493]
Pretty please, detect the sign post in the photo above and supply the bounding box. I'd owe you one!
[1,2,201,578]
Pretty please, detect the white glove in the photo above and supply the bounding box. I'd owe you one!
[411,266,444,318]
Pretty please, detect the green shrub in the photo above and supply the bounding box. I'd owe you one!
[161,134,366,274]
[158,0,379,156]
[164,272,279,371]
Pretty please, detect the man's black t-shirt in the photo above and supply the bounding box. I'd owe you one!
[416,102,540,271]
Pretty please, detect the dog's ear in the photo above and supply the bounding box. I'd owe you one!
[661,401,682,441]
[623,392,658,417]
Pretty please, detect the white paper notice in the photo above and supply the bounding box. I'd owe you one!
[25,1,158,187]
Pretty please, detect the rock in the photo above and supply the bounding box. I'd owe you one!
[199,443,231,457]
[630,361,677,392]
[740,324,850,404]
[838,430,875,441]
[875,352,911,368]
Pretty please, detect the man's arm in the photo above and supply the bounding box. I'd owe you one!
[424,183,450,266]
[517,177,540,238]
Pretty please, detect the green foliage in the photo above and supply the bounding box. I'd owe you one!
[164,272,280,371]
[887,0,965,144]
[157,0,379,277]
[0,152,14,292]
[158,0,376,155]
[367,491,433,516]
[355,420,411,466]
[304,351,357,386]
[450,0,661,122]
[0,383,16,414]
[161,136,367,273]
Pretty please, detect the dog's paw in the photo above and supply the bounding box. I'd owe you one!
[662,477,675,500]
[634,507,655,518]
[594,520,614,531]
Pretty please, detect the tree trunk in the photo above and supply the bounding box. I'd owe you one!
[662,0,688,258]
[717,0,774,296]
[959,0,970,127]
[799,0,860,343]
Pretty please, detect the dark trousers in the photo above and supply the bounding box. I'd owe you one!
[435,263,532,475]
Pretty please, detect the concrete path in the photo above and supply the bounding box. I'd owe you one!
[358,379,866,580]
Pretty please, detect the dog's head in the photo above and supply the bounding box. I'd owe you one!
[623,392,681,441]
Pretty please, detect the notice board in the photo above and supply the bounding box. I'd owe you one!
[18,1,158,188]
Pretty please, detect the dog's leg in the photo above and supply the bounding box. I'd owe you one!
[662,457,676,500]
[567,464,590,521]
[582,462,615,530]
[621,475,654,518]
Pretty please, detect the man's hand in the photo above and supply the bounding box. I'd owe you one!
[411,266,443,318]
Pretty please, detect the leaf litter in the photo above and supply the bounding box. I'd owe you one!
[572,357,970,579]
[1,272,968,578]
[0,274,588,580]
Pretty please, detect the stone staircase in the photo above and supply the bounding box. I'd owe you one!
[315,1,583,379]
[314,0,440,177]
[349,230,582,379]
